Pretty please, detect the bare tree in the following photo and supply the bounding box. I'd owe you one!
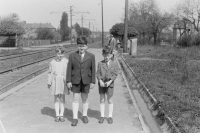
[129,0,174,44]
[178,0,200,33]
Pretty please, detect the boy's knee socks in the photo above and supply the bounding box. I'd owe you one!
[108,103,113,117]
[83,102,89,116]
[72,102,79,119]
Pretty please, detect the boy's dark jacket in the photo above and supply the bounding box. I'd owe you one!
[66,51,96,84]
[96,60,118,88]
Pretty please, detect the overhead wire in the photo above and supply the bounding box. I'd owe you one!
[26,0,51,12]
[50,0,68,9]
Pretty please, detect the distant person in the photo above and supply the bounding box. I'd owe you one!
[108,35,118,61]
[108,34,117,51]
[127,38,131,53]
[47,47,70,122]
[96,46,118,124]
[66,36,96,126]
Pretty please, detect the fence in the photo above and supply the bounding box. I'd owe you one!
[18,39,51,47]
[0,38,51,47]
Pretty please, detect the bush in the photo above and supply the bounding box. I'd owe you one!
[176,35,192,47]
[192,33,200,46]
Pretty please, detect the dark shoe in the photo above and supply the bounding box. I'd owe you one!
[82,116,89,124]
[98,117,105,124]
[59,116,65,122]
[107,117,113,124]
[55,116,60,122]
[71,119,78,126]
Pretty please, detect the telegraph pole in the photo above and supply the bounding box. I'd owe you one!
[89,22,90,31]
[70,6,73,46]
[80,16,95,36]
[81,15,84,35]
[51,8,89,42]
[124,0,128,53]
[101,0,104,47]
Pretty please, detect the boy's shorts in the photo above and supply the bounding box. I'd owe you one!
[71,79,90,93]
[99,86,114,96]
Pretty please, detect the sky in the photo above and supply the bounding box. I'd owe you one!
[0,0,180,32]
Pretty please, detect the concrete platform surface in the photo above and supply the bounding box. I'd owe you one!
[0,48,148,133]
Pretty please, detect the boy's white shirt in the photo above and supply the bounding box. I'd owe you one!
[107,60,110,66]
[79,52,85,59]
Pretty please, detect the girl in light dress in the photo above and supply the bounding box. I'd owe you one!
[47,47,70,122]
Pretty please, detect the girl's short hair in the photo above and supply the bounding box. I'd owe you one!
[55,47,64,54]
[102,46,113,55]
[77,36,87,45]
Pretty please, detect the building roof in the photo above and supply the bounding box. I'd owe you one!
[174,19,193,29]
[23,22,55,29]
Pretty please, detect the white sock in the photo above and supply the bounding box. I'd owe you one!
[72,102,79,119]
[59,102,65,116]
[100,103,105,117]
[108,103,113,118]
[82,103,89,116]
[55,102,60,116]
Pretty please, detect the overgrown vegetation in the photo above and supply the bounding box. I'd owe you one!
[0,47,25,55]
[176,33,200,47]
[123,45,200,133]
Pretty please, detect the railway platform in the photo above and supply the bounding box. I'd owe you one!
[0,48,150,133]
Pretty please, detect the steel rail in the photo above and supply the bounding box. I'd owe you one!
[0,46,76,74]
[0,45,95,95]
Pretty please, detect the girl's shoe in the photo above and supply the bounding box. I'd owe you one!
[59,116,65,122]
[55,116,60,122]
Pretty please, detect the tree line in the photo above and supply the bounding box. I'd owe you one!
[110,0,200,46]
[0,12,91,43]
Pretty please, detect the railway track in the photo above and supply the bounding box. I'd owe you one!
[0,45,73,74]
[0,44,96,96]
[0,45,76,95]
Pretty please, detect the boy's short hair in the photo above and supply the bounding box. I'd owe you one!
[102,46,113,55]
[55,47,64,54]
[77,36,87,45]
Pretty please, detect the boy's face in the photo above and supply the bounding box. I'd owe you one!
[78,44,88,54]
[103,53,112,62]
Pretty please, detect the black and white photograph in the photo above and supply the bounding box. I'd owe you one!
[0,0,199,133]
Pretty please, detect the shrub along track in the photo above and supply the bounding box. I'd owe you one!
[0,45,79,95]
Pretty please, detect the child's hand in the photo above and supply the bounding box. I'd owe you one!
[47,84,51,89]
[105,80,113,87]
[90,83,95,89]
[99,80,105,87]
[67,82,72,89]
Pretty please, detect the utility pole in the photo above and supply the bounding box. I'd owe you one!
[124,0,128,53]
[101,0,104,47]
[51,9,89,41]
[89,22,90,31]
[81,15,84,35]
[96,27,97,36]
[70,6,73,46]
[80,16,95,36]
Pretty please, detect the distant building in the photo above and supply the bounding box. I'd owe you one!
[173,19,196,42]
[22,21,56,31]
[22,21,56,39]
